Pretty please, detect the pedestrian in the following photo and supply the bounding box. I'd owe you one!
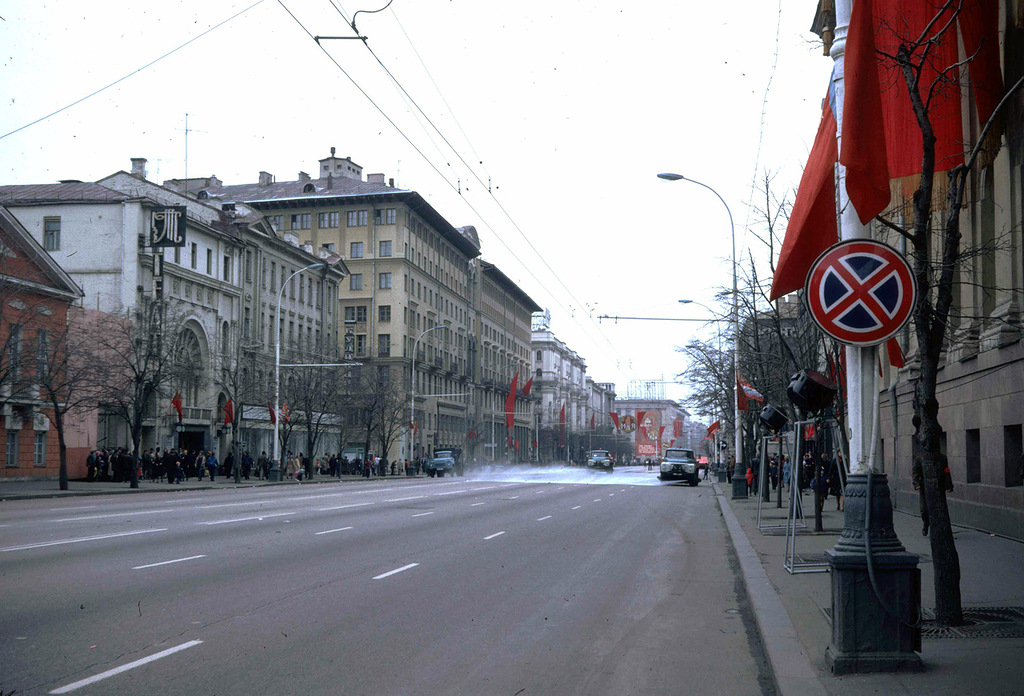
[196,450,206,481]
[223,451,234,479]
[257,451,268,480]
[206,451,218,482]
[745,465,754,495]
[769,458,779,490]
[163,448,176,485]
[242,451,253,480]
[390,459,397,476]
[85,450,97,482]
[726,455,735,484]
[782,455,791,490]
[828,455,843,511]
[302,453,312,480]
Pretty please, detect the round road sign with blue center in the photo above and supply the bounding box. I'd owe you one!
[804,239,916,346]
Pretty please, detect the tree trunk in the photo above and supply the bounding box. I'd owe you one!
[55,405,68,491]
[129,418,142,489]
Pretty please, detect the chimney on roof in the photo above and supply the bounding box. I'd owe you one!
[298,171,310,183]
[131,158,148,178]
[326,173,334,190]
[258,171,273,187]
[388,177,395,187]
[331,147,336,157]
[367,173,385,185]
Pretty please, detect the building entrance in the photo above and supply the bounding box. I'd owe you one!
[178,430,206,454]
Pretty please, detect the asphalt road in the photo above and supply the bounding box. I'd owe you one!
[0,466,773,696]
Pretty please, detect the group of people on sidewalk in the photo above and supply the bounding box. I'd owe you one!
[721,450,848,511]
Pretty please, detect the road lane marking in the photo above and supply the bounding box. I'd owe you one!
[318,502,374,511]
[373,563,419,580]
[49,505,98,511]
[315,527,353,535]
[572,506,582,510]
[536,516,552,521]
[1,529,167,553]
[484,531,505,540]
[470,502,486,507]
[54,509,176,522]
[609,493,615,497]
[433,489,467,496]
[385,496,427,502]
[199,501,279,509]
[198,512,295,525]
[132,555,206,570]
[411,512,434,517]
[507,496,519,500]
[49,640,203,694]
[593,499,602,502]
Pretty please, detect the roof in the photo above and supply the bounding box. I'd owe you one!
[0,182,130,205]
[0,207,84,301]
[481,261,542,313]
[207,176,481,259]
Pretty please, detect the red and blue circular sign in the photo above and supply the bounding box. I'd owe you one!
[805,239,917,347]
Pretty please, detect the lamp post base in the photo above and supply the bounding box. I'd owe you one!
[825,473,922,674]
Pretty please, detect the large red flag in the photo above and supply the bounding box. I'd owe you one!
[769,89,838,300]
[590,413,595,431]
[559,403,566,446]
[522,376,533,396]
[171,392,183,421]
[737,376,749,412]
[267,402,276,425]
[841,0,889,222]
[886,336,905,369]
[505,371,518,430]
[609,412,620,430]
[706,420,721,437]
[223,398,234,426]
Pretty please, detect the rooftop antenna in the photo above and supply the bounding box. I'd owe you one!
[175,113,207,192]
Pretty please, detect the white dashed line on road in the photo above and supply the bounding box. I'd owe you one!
[315,526,353,535]
[572,506,582,510]
[484,531,505,540]
[536,516,552,521]
[385,496,427,503]
[593,499,602,502]
[54,509,176,522]
[373,563,419,580]
[507,496,519,500]
[49,640,203,694]
[132,555,206,570]
[318,502,374,511]
[470,502,486,506]
[411,511,434,517]
[198,512,295,525]
[1,529,167,553]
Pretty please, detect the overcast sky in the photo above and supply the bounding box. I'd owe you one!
[0,0,833,416]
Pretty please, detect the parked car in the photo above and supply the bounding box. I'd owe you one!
[586,449,613,473]
[660,448,699,485]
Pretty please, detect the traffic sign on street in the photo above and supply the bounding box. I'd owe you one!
[805,239,916,347]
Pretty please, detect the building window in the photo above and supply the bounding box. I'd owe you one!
[324,243,335,252]
[318,211,340,228]
[244,308,251,340]
[34,432,46,467]
[299,276,305,304]
[290,213,311,230]
[347,210,368,227]
[289,274,296,299]
[268,215,283,231]
[6,430,18,467]
[7,324,22,380]
[206,249,213,275]
[356,306,367,323]
[350,242,363,258]
[379,240,392,257]
[966,429,981,484]
[36,330,48,377]
[345,306,356,323]
[190,243,198,269]
[174,246,181,264]
[1005,425,1023,487]
[350,274,363,291]
[379,272,392,289]
[378,334,391,357]
[43,217,60,251]
[245,251,253,282]
[270,262,277,291]
[379,305,391,322]
[223,255,232,282]
[356,334,366,356]
[374,208,396,225]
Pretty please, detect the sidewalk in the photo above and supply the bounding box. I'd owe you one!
[713,481,1024,696]
[0,473,421,501]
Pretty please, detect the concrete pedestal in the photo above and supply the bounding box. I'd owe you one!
[731,475,747,500]
[717,470,727,483]
[267,466,282,483]
[825,473,922,674]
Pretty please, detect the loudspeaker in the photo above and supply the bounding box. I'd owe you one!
[787,369,838,414]
[759,403,788,434]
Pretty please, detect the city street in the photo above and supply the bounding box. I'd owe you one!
[0,466,772,696]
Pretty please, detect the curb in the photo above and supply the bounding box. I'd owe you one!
[713,481,828,696]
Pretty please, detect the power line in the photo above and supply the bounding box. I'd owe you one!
[0,0,267,142]
[283,0,643,382]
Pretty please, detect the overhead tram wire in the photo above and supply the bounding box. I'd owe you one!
[277,1,640,380]
[0,0,268,142]
[322,1,628,361]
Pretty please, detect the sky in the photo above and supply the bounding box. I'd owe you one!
[0,0,833,417]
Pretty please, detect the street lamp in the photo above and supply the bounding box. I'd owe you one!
[273,260,336,471]
[659,172,742,469]
[410,322,450,460]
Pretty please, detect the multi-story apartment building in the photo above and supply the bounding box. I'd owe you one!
[1,159,347,464]
[472,260,541,462]
[195,149,481,461]
[0,208,84,478]
[531,310,588,462]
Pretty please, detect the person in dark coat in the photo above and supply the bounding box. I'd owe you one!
[206,451,218,482]
[223,452,234,478]
[827,455,843,511]
[86,450,97,482]
[241,451,253,480]
[163,448,177,484]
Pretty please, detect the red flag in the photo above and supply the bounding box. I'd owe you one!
[635,411,646,428]
[658,426,666,441]
[223,398,234,426]
[841,0,890,222]
[505,371,518,431]
[706,420,721,437]
[532,439,538,449]
[770,89,838,300]
[171,392,183,421]
[467,428,476,440]
[609,412,620,430]
[804,424,816,440]
[515,439,520,452]
[268,402,276,425]
[590,413,595,431]
[737,376,749,412]
[673,418,682,438]
[281,402,289,423]
[522,376,533,396]
[886,336,905,369]
[559,403,566,446]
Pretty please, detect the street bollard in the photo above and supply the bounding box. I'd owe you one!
[267,464,282,482]
[731,474,747,499]
[717,469,727,483]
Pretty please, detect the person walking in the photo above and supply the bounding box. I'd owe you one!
[827,454,844,511]
[745,465,754,495]
[195,450,206,481]
[241,451,253,480]
[206,451,218,482]
[726,455,735,484]
[257,451,268,480]
[782,455,791,490]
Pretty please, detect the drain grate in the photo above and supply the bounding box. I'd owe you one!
[760,527,843,536]
[921,607,1024,639]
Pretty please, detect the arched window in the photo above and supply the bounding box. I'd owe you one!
[198,190,208,200]
[221,322,230,355]
[303,183,315,193]
[174,329,203,407]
